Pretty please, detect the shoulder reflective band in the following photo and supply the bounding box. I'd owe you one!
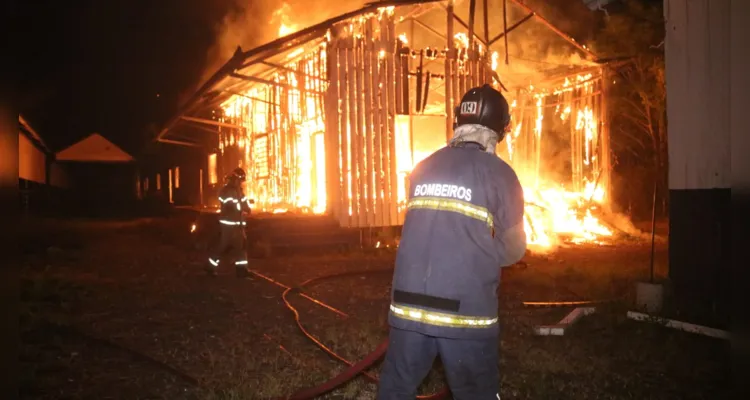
[208,258,219,266]
[219,197,239,203]
[390,304,498,328]
[407,197,493,228]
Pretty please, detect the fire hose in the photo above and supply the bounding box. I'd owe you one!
[260,268,449,400]
[194,218,448,398]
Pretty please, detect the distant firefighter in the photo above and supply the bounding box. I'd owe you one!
[207,167,252,277]
[378,85,527,400]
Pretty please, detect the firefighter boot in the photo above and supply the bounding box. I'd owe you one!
[235,261,250,278]
[235,266,250,278]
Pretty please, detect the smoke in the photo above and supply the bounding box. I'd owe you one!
[183,0,367,106]
[493,0,599,88]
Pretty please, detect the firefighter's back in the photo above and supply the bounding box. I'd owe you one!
[390,143,522,340]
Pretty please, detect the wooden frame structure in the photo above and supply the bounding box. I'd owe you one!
[158,0,610,229]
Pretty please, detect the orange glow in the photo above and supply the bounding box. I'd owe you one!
[214,21,610,248]
[504,74,612,250]
[220,7,327,215]
[274,2,298,37]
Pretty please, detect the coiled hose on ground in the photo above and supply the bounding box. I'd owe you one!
[260,268,449,400]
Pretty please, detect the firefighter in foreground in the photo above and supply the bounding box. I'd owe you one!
[377,85,527,400]
[207,167,251,277]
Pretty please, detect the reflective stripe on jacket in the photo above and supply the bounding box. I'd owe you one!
[218,184,250,224]
[388,142,526,340]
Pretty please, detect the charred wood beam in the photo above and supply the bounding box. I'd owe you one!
[416,50,424,113]
[364,0,443,6]
[258,61,329,82]
[445,0,455,142]
[488,12,534,46]
[410,18,446,40]
[483,0,489,44]
[157,48,245,140]
[451,14,487,47]
[219,90,280,107]
[229,72,325,95]
[180,116,245,130]
[468,0,477,52]
[439,2,487,47]
[422,71,431,112]
[506,0,598,60]
[158,138,203,147]
[490,71,509,92]
[502,0,509,64]
[182,122,223,135]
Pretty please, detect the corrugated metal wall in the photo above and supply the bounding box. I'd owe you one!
[664,0,732,190]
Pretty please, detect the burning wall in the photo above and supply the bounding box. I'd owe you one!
[195,0,614,250]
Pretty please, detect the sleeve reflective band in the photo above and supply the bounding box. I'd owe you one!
[235,260,248,265]
[390,304,497,328]
[219,220,246,226]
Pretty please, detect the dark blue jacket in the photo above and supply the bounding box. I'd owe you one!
[218,184,250,225]
[388,143,527,340]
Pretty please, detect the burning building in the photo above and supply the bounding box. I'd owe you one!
[158,0,615,250]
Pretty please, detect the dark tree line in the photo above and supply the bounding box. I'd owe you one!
[591,0,667,220]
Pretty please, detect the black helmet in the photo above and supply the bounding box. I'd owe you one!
[454,84,511,141]
[227,167,246,183]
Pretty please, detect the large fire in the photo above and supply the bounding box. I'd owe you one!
[219,7,612,250]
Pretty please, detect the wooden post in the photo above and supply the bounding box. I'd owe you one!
[380,15,391,227]
[325,28,341,218]
[396,40,404,115]
[483,0,489,44]
[468,0,476,56]
[445,0,455,142]
[503,0,510,65]
[347,33,360,226]
[571,88,581,192]
[199,168,204,206]
[384,14,398,226]
[355,33,367,227]
[599,68,611,203]
[339,43,350,226]
[371,17,384,227]
[364,20,375,226]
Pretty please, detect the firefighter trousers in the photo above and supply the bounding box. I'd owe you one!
[377,327,500,400]
[208,225,248,270]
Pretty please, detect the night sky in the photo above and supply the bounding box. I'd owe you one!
[16,0,235,155]
[14,0,658,156]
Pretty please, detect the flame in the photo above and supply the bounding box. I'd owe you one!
[274,2,298,37]
[497,73,612,249]
[218,6,611,249]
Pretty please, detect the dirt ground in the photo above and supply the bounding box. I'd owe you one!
[19,214,728,399]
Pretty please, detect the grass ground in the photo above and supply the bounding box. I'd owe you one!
[19,214,728,399]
